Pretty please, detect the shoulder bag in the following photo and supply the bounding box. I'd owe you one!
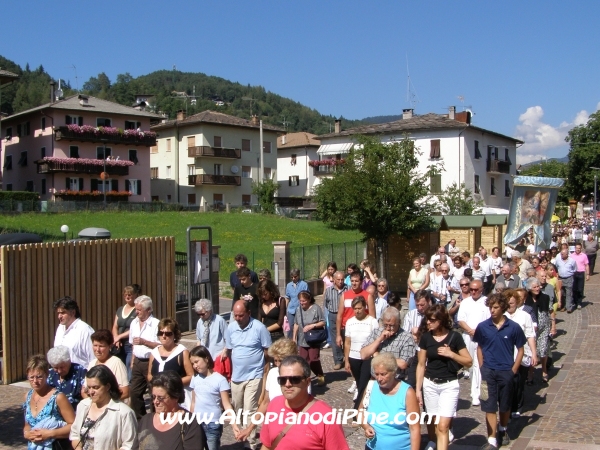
[299,306,328,346]
[446,331,463,373]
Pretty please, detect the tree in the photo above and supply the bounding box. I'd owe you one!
[313,135,439,277]
[566,111,600,201]
[252,178,278,214]
[437,182,484,215]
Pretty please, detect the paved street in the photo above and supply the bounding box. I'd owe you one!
[2,276,600,449]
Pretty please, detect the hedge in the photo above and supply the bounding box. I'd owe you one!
[0,191,40,202]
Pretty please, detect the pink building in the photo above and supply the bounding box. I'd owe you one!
[1,94,161,201]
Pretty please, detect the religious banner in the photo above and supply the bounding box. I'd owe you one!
[503,176,564,251]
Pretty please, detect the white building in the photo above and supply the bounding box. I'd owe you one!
[276,132,320,197]
[315,107,523,211]
[150,111,281,208]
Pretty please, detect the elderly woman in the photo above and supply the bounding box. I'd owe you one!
[407,257,430,311]
[362,352,420,450]
[112,284,142,374]
[194,298,230,380]
[294,290,327,386]
[47,345,87,410]
[148,318,193,386]
[525,278,556,383]
[70,365,137,449]
[23,355,75,450]
[86,329,130,399]
[138,371,206,449]
[257,279,287,342]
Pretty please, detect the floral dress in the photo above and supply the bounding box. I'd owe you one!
[23,390,65,450]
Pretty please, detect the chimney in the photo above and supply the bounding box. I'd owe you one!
[50,81,56,104]
[334,119,341,134]
[402,108,413,120]
[78,95,89,106]
[176,110,186,121]
[281,134,287,145]
[448,106,456,120]
[251,115,259,126]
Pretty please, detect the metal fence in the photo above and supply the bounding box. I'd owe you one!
[290,240,366,280]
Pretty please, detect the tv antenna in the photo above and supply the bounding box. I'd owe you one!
[406,54,420,110]
[242,96,256,116]
[281,116,290,132]
[67,65,79,91]
[171,89,201,114]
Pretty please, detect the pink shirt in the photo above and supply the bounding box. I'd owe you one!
[571,252,589,272]
[260,396,350,450]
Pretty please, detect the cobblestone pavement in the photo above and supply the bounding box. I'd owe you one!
[2,276,599,449]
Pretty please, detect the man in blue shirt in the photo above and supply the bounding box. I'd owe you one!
[226,300,272,449]
[554,248,577,312]
[474,294,526,450]
[284,268,308,339]
[229,253,259,288]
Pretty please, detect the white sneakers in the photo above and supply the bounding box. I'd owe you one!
[347,381,357,393]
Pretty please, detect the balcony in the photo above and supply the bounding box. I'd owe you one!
[188,146,241,159]
[312,165,338,176]
[36,157,132,176]
[55,126,157,146]
[188,174,241,186]
[487,159,511,174]
[309,158,345,176]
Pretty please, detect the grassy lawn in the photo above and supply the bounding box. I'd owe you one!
[0,211,362,281]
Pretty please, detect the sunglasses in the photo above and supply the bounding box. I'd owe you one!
[277,376,306,386]
[470,288,481,292]
[151,395,169,402]
[157,331,174,337]
[460,283,470,287]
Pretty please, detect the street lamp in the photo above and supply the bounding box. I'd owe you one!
[591,167,600,232]
[60,224,69,242]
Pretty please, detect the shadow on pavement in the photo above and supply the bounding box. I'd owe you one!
[0,406,25,446]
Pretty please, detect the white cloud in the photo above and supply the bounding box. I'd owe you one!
[514,105,598,158]
[516,153,549,165]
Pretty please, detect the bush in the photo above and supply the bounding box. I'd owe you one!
[0,191,40,202]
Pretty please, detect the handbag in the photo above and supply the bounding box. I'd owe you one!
[299,306,327,346]
[446,331,463,373]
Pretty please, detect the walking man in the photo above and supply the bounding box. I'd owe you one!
[571,243,589,310]
[323,271,347,370]
[554,248,577,312]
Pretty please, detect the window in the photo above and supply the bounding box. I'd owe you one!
[5,127,12,139]
[474,140,481,159]
[128,149,138,164]
[66,115,83,126]
[263,141,272,153]
[4,155,12,170]
[242,139,251,151]
[150,145,158,154]
[96,118,112,127]
[214,164,223,175]
[26,181,34,192]
[17,124,21,137]
[291,154,297,166]
[5,184,12,191]
[126,179,141,195]
[264,168,272,180]
[429,139,441,159]
[18,151,28,167]
[505,179,511,197]
[214,136,222,148]
[124,120,141,130]
[187,136,196,148]
[41,117,46,131]
[289,176,299,186]
[166,166,172,178]
[166,139,171,152]
[242,166,251,178]
[91,179,110,193]
[41,147,46,159]
[25,122,30,136]
[187,165,195,176]
[96,147,112,159]
[474,174,480,194]
[167,195,172,203]
[41,179,46,194]
[151,167,159,179]
[70,146,80,158]
[242,194,251,206]
[69,177,81,192]
[504,148,510,162]
[430,174,442,194]
[494,147,499,160]
[151,196,159,202]
[213,193,223,208]
[491,177,496,196]
[187,194,196,205]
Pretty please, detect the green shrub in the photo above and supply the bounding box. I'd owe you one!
[0,191,40,202]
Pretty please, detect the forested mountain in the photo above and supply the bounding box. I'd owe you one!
[361,114,402,124]
[0,55,366,135]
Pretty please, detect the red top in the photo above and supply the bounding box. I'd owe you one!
[341,289,368,329]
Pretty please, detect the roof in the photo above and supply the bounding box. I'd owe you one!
[151,110,284,133]
[0,69,19,85]
[318,113,523,144]
[483,214,508,225]
[278,132,320,149]
[443,215,487,228]
[3,95,163,121]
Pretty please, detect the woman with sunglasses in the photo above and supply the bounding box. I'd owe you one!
[138,371,206,450]
[147,318,193,388]
[70,365,137,450]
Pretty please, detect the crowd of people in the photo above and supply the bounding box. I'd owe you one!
[22,235,587,450]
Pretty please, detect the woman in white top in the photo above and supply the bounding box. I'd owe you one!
[320,261,337,289]
[85,329,129,400]
[408,257,430,311]
[344,296,379,410]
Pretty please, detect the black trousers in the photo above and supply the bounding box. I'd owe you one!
[349,357,372,410]
[573,271,585,306]
[130,357,149,419]
[588,253,597,274]
[511,364,529,413]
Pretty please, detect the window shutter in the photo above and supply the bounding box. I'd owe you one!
[66,177,70,189]
[112,180,118,191]
[430,140,441,159]
[91,179,98,191]
[79,178,84,190]
[125,180,131,192]
[137,122,141,129]
[78,117,83,126]
[136,180,141,195]
[66,115,72,125]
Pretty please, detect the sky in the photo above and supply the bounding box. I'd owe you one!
[2,1,599,164]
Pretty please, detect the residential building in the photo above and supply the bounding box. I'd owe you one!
[315,107,523,211]
[1,93,160,200]
[150,111,281,208]
[276,132,320,197]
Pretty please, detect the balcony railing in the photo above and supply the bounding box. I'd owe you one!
[313,165,338,176]
[55,126,157,146]
[487,159,511,174]
[188,146,241,159]
[36,157,131,175]
[188,174,241,186]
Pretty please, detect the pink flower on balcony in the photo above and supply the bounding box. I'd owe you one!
[39,157,135,167]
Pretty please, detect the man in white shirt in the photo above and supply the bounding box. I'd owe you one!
[512,251,532,280]
[403,290,432,339]
[53,297,95,367]
[128,295,160,419]
[479,249,496,295]
[457,279,490,406]
[430,247,455,272]
[432,263,460,306]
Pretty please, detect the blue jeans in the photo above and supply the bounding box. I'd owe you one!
[327,310,344,365]
[286,311,296,339]
[202,422,223,450]
[409,292,416,310]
